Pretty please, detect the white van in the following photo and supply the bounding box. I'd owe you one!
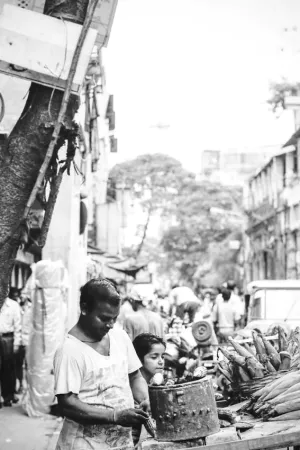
[245,280,300,334]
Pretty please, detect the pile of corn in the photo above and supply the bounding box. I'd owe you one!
[218,327,299,385]
[249,370,300,420]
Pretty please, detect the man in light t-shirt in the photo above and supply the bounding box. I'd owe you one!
[213,288,240,342]
[53,279,150,450]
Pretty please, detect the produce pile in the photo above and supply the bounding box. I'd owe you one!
[151,366,208,386]
[247,369,300,421]
[218,327,300,386]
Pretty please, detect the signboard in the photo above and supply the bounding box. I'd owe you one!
[0,4,97,93]
[0,0,118,48]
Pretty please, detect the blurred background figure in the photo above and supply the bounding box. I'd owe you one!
[169,284,201,320]
[0,290,21,406]
[212,288,240,343]
[15,291,32,394]
[123,290,164,341]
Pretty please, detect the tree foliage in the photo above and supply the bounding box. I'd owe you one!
[268,79,300,112]
[161,179,243,284]
[109,153,244,285]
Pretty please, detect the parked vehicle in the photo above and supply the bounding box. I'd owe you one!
[245,280,300,334]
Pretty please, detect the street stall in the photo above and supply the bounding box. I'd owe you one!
[137,325,300,450]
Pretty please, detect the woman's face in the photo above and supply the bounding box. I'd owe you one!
[143,343,165,379]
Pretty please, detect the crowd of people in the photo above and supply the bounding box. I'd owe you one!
[0,276,245,448]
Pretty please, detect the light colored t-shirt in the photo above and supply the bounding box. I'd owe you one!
[123,309,164,341]
[169,287,198,307]
[213,302,239,336]
[54,327,141,450]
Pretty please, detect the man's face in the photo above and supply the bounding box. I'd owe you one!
[84,300,120,341]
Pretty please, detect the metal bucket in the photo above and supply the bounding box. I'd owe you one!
[149,377,220,442]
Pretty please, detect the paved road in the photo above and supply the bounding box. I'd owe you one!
[0,404,62,450]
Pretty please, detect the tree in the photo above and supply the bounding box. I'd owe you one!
[268,79,300,112]
[161,180,243,284]
[108,153,193,258]
[0,0,92,308]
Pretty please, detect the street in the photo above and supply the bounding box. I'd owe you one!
[0,405,62,450]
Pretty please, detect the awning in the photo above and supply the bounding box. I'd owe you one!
[107,263,147,279]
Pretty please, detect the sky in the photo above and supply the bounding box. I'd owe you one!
[103,0,300,171]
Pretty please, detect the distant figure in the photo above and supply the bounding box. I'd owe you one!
[117,296,134,328]
[15,292,32,394]
[0,294,21,406]
[213,288,240,342]
[123,293,164,341]
[169,285,201,321]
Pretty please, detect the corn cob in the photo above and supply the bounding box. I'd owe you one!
[228,337,255,359]
[218,347,247,368]
[256,371,299,401]
[268,410,300,421]
[267,389,300,407]
[144,417,156,438]
[238,366,251,382]
[260,335,281,371]
[278,326,288,352]
[243,342,256,357]
[263,371,300,401]
[279,351,291,371]
[268,398,300,417]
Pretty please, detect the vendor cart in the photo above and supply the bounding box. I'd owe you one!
[140,418,300,450]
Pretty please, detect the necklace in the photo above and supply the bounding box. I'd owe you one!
[80,339,99,343]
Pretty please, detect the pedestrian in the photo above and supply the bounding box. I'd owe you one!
[53,278,150,450]
[212,288,240,343]
[15,292,32,394]
[116,295,134,328]
[169,284,201,321]
[123,291,164,341]
[0,293,21,406]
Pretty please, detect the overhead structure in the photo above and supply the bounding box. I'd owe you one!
[0,0,118,92]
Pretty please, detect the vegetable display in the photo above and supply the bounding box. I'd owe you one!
[217,327,300,387]
[246,370,300,420]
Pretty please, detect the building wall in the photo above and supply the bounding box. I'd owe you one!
[245,145,300,284]
[43,155,88,330]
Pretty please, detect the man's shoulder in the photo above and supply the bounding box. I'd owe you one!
[54,336,84,361]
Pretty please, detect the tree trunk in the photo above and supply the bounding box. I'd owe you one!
[135,204,153,260]
[0,0,89,308]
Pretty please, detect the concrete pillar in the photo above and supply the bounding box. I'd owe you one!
[286,151,294,186]
[286,231,297,279]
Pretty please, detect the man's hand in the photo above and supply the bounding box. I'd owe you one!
[114,408,149,427]
[138,399,150,413]
[14,345,19,354]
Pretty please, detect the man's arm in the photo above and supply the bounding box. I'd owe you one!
[57,392,148,427]
[129,370,150,411]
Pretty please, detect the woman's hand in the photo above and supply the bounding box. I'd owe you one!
[114,408,149,427]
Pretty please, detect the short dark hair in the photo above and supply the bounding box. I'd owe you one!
[227,280,236,291]
[133,333,166,363]
[221,288,231,302]
[80,278,120,312]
